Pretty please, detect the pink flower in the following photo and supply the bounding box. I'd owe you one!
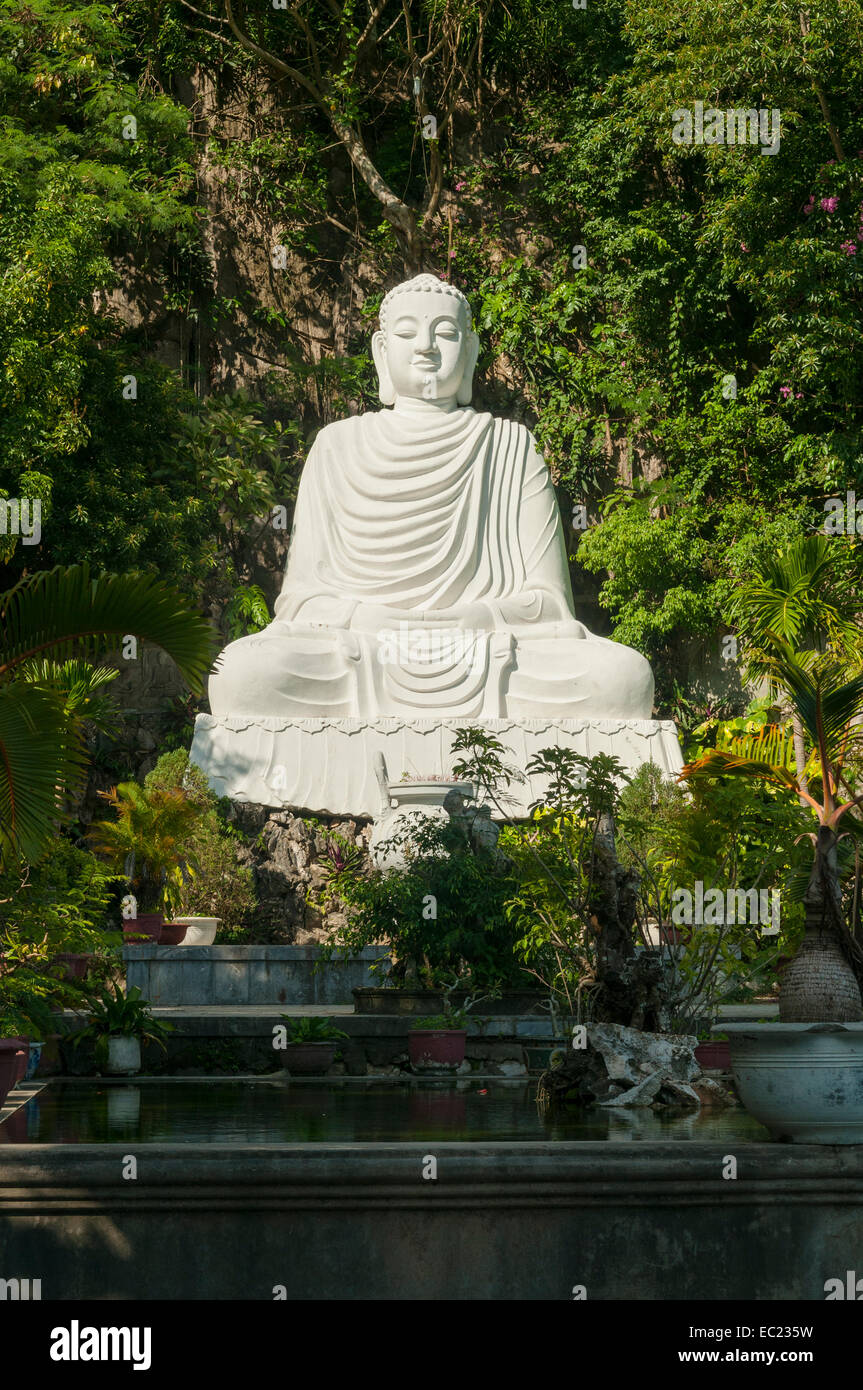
[740,241,748,252]
[449,250,456,259]
[841,241,857,255]
[821,196,839,212]
[803,198,815,215]
[455,180,466,191]
[779,386,792,399]
[796,393,803,399]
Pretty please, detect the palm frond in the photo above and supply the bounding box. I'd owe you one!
[680,748,803,798]
[0,564,217,692]
[16,659,121,735]
[716,722,797,770]
[0,684,87,868]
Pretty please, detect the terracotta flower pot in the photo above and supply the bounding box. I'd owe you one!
[52,953,95,981]
[0,1042,27,1107]
[122,913,164,943]
[158,922,188,945]
[8,1037,29,1084]
[695,1040,732,1071]
[408,1029,467,1072]
[279,1043,339,1076]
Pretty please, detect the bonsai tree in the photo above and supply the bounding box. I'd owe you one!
[319,808,528,993]
[0,563,216,870]
[88,781,206,920]
[681,639,863,1023]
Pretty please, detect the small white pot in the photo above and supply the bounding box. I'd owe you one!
[724,1022,863,1144]
[174,916,220,946]
[106,1036,141,1076]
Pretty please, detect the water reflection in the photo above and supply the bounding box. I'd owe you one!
[0,1079,770,1146]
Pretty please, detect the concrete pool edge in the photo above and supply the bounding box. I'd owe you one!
[1,1141,862,1299]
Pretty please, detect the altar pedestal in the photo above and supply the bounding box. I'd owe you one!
[189,714,683,819]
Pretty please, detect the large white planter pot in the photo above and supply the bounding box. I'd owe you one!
[106,1036,141,1076]
[370,781,474,869]
[724,1022,863,1144]
[174,916,220,946]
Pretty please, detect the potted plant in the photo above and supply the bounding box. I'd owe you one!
[683,620,863,1141]
[0,1040,27,1107]
[158,922,188,945]
[409,1001,470,1073]
[694,1031,731,1071]
[69,984,173,1076]
[277,1016,348,1076]
[139,749,257,944]
[173,917,220,946]
[88,781,204,942]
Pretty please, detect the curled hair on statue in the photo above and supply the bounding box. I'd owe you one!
[378,274,472,335]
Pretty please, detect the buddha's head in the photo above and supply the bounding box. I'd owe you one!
[372,274,480,407]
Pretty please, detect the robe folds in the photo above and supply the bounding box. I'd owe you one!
[208,406,654,720]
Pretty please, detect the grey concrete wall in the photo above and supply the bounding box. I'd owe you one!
[123,945,387,1006]
[1,1142,861,1299]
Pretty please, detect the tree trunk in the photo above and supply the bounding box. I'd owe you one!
[779,826,863,1022]
[589,813,670,1030]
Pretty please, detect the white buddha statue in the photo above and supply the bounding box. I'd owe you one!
[207,274,653,722]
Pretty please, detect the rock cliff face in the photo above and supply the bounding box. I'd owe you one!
[227,804,371,944]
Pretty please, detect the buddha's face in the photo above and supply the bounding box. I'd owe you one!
[372,290,479,406]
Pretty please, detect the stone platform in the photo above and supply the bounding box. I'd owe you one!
[123,945,385,1007]
[190,715,683,817]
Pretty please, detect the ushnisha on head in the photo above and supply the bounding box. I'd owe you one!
[372,273,480,407]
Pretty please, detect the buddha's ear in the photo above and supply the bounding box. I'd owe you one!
[457,330,480,405]
[372,330,396,406]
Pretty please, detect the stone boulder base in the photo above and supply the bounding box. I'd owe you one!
[542,1023,703,1110]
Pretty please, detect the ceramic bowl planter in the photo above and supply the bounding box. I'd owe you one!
[279,1042,339,1076]
[174,916,219,946]
[122,914,164,944]
[723,1022,863,1143]
[25,1042,43,1081]
[409,1029,467,1074]
[370,779,475,869]
[106,1036,142,1076]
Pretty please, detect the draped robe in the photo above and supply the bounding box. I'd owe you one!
[208,406,654,719]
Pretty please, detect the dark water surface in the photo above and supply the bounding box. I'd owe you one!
[0,1079,771,1144]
